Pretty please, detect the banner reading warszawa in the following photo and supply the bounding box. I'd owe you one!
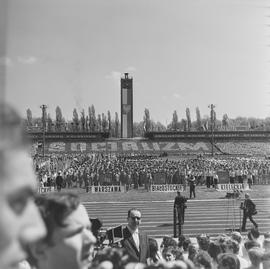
[151,184,184,192]
[46,141,212,153]
[90,185,125,193]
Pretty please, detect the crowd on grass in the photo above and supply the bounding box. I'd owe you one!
[34,153,270,189]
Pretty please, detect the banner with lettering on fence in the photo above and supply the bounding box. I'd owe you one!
[216,183,249,192]
[38,187,55,193]
[150,184,184,192]
[90,185,125,193]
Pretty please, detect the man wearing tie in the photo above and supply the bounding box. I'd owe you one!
[121,208,150,263]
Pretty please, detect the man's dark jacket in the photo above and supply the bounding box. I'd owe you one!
[121,226,150,264]
[243,198,256,216]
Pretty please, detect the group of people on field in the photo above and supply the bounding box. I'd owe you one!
[34,152,270,191]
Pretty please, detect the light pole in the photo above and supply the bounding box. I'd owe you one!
[208,104,215,157]
[40,104,47,157]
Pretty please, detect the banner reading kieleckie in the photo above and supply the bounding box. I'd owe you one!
[216,183,249,192]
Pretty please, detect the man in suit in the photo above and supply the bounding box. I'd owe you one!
[189,175,196,199]
[55,171,64,192]
[174,191,188,223]
[121,208,150,264]
[241,193,258,232]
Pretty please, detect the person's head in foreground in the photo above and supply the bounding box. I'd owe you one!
[193,250,213,269]
[247,247,264,268]
[162,246,183,262]
[28,192,96,269]
[92,247,132,269]
[162,246,178,262]
[188,244,199,262]
[0,103,46,269]
[217,253,240,269]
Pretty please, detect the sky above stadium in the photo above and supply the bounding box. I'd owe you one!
[1,0,270,124]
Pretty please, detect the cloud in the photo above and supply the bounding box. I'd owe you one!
[17,56,38,64]
[105,71,121,81]
[173,93,182,99]
[105,67,136,82]
[125,66,136,72]
[0,57,12,66]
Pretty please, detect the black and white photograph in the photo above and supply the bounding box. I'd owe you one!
[0,1,270,269]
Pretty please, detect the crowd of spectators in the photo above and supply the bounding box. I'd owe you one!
[34,153,270,190]
[89,228,270,269]
[216,142,270,156]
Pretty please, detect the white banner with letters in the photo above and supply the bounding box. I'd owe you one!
[38,187,55,193]
[150,184,184,192]
[216,183,249,192]
[90,185,125,193]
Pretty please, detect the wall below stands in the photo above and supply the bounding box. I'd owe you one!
[32,141,214,154]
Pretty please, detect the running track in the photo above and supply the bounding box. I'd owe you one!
[84,198,270,238]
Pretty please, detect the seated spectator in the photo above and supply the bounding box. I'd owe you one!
[229,239,249,269]
[188,244,199,262]
[148,238,164,264]
[182,238,191,260]
[178,235,187,251]
[243,238,261,261]
[193,250,213,269]
[231,231,244,257]
[247,229,260,243]
[160,236,178,249]
[92,247,132,269]
[245,247,264,269]
[217,253,240,269]
[208,241,223,268]
[162,246,183,262]
[262,251,270,269]
[244,241,261,252]
[27,192,96,269]
[263,233,270,251]
[197,234,210,251]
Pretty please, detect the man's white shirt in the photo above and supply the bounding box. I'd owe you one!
[127,225,140,250]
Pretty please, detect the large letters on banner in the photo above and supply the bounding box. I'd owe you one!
[150,184,184,192]
[38,187,55,193]
[90,185,125,193]
[216,183,247,191]
[46,141,212,153]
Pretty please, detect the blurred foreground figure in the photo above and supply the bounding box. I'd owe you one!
[0,103,47,269]
[28,192,97,269]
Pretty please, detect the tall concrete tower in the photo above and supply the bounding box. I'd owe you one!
[120,73,133,138]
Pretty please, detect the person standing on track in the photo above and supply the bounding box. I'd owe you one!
[174,191,188,225]
[241,193,258,232]
[55,171,64,192]
[189,175,196,199]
